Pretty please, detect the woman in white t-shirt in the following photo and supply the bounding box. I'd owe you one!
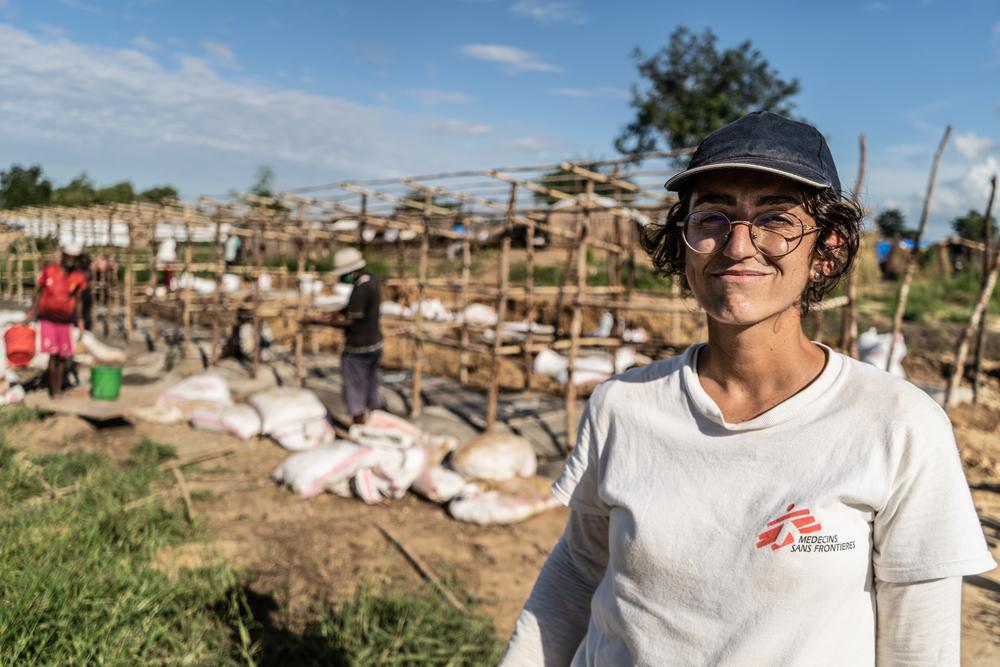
[502,112,995,666]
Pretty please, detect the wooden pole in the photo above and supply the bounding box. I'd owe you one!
[295,204,308,386]
[554,222,578,337]
[458,214,472,386]
[522,213,538,389]
[841,133,866,357]
[358,194,368,255]
[610,169,625,337]
[886,126,951,371]
[409,195,431,418]
[486,184,516,431]
[944,217,1000,408]
[16,239,24,303]
[971,174,997,403]
[565,185,591,451]
[252,217,263,379]
[149,207,161,347]
[210,210,225,364]
[124,216,135,342]
[182,206,193,358]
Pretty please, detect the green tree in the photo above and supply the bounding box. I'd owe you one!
[138,185,179,204]
[950,209,997,243]
[615,26,801,159]
[533,164,637,207]
[51,173,97,206]
[0,164,53,209]
[94,181,135,204]
[874,208,917,240]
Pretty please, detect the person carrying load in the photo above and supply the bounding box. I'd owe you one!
[27,242,87,398]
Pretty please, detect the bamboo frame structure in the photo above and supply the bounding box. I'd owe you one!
[0,150,856,450]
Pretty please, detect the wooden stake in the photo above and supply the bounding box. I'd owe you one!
[522,214,538,390]
[252,220,263,379]
[565,210,589,452]
[841,133,866,357]
[182,205,193,357]
[486,184,516,431]
[945,209,1000,408]
[295,204,308,386]
[971,175,996,404]
[458,217,472,386]
[887,126,951,371]
[170,464,195,524]
[375,523,466,612]
[410,195,431,418]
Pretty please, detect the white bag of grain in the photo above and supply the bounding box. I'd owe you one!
[450,432,536,481]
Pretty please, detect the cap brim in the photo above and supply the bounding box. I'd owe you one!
[664,161,831,192]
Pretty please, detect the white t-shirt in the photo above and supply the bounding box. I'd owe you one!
[553,344,995,666]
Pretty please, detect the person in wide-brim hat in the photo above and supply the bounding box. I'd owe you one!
[302,246,384,425]
[502,111,994,666]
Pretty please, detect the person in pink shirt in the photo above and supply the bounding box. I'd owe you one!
[27,243,87,398]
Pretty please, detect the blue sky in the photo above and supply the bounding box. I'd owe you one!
[0,0,998,239]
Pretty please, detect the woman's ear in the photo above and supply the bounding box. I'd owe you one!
[812,230,844,279]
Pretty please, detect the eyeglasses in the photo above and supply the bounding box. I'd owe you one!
[677,210,819,258]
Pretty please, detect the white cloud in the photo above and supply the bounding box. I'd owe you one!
[433,119,493,135]
[511,1,586,25]
[506,136,550,151]
[131,35,159,51]
[59,0,108,15]
[953,131,995,161]
[405,89,473,105]
[460,43,562,73]
[549,86,628,100]
[0,23,528,197]
[201,40,238,68]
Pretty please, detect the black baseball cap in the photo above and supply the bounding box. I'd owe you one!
[664,111,842,194]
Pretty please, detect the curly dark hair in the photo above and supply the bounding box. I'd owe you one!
[640,186,863,315]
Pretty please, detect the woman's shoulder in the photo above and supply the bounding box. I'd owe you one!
[834,351,950,426]
[589,349,690,408]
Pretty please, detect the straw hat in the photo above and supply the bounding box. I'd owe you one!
[332,247,366,276]
[61,242,83,257]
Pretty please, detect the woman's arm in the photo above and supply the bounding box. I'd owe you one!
[875,576,962,666]
[501,510,609,667]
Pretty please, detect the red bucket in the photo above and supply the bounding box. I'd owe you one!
[5,323,36,368]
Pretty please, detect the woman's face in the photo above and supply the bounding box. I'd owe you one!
[684,169,823,327]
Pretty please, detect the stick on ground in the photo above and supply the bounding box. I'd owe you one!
[375,522,467,612]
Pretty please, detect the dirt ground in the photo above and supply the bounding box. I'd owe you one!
[9,339,1000,664]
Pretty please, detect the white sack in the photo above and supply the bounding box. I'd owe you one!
[160,373,232,407]
[462,303,498,327]
[222,404,262,440]
[271,417,334,451]
[190,404,227,433]
[451,432,536,481]
[248,387,327,434]
[857,327,906,378]
[411,465,472,504]
[272,442,378,498]
[448,491,561,525]
[79,331,127,365]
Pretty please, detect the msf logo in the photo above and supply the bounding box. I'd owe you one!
[756,503,822,551]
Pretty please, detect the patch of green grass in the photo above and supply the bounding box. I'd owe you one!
[245,583,503,666]
[509,261,564,286]
[0,425,504,665]
[130,438,178,466]
[879,270,1000,323]
[0,444,249,665]
[0,405,45,429]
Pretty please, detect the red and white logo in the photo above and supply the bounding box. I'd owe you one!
[756,503,822,551]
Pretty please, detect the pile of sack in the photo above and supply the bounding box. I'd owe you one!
[273,412,560,525]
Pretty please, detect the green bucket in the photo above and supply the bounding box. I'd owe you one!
[90,365,122,401]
